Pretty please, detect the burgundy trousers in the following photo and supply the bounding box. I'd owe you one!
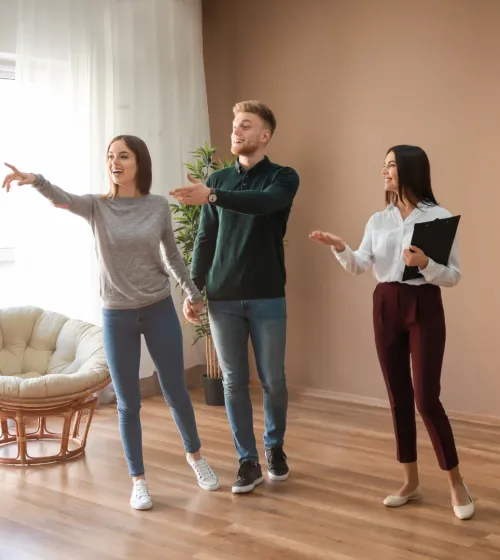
[373,282,459,470]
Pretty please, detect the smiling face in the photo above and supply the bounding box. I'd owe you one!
[382,151,399,194]
[107,139,138,187]
[231,111,271,157]
[383,145,437,208]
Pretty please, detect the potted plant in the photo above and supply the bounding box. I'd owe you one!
[170,143,234,406]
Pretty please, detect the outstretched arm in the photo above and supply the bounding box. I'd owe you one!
[170,168,299,216]
[2,163,94,220]
[211,167,299,215]
[310,218,374,275]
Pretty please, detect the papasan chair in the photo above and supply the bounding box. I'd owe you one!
[0,306,110,465]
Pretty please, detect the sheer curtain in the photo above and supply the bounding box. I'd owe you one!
[11,0,109,325]
[9,0,209,371]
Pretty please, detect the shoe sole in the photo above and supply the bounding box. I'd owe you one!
[453,503,475,520]
[383,492,422,507]
[232,476,264,494]
[268,470,289,482]
[198,480,220,491]
[130,501,153,510]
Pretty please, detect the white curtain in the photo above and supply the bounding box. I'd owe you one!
[6,0,209,371]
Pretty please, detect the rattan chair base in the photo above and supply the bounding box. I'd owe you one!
[0,382,109,466]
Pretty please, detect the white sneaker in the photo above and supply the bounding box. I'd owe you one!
[130,479,153,510]
[187,455,219,491]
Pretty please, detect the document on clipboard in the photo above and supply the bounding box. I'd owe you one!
[402,215,461,282]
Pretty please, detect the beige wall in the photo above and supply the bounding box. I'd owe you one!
[202,0,500,417]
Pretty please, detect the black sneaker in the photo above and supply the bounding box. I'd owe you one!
[231,460,264,494]
[265,446,289,481]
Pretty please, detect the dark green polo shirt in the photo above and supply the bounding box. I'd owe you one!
[191,156,299,301]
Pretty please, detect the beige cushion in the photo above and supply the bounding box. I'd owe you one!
[0,306,110,400]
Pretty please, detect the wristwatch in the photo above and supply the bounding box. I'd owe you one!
[208,188,217,203]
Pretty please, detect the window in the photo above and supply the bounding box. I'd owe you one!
[0,56,16,261]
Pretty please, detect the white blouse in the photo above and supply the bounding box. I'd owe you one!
[332,203,461,287]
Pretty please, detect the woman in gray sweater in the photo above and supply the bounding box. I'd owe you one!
[2,135,219,510]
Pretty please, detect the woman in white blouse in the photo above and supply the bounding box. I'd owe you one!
[310,145,474,520]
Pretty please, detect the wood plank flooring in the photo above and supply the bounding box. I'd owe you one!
[1,387,500,559]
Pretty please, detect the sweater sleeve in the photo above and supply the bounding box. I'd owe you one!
[161,201,203,302]
[32,174,95,220]
[213,167,299,215]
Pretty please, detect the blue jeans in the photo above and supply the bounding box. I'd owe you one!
[102,297,201,477]
[208,298,288,463]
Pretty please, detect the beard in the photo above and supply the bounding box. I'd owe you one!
[231,138,259,157]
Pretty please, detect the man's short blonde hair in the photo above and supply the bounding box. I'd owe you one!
[233,100,277,135]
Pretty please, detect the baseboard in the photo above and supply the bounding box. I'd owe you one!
[101,371,500,426]
[137,365,206,396]
[249,377,388,408]
[250,378,500,426]
[185,364,206,389]
[296,386,500,425]
[293,385,390,409]
[97,365,207,406]
[97,373,161,405]
[140,371,161,398]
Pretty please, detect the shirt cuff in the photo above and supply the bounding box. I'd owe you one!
[331,244,351,264]
[189,291,204,304]
[419,257,439,282]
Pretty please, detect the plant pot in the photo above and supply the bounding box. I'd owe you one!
[202,374,225,407]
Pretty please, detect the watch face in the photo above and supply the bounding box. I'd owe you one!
[208,193,217,203]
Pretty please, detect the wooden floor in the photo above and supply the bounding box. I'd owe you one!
[1,387,500,560]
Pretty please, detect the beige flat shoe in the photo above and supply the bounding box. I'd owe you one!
[453,484,474,520]
[383,486,422,507]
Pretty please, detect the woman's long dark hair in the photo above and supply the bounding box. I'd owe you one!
[385,145,438,207]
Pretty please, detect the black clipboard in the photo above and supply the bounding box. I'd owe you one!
[402,215,461,281]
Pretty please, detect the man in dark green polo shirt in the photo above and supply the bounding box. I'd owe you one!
[170,100,299,494]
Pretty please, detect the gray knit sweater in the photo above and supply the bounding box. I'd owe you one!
[32,175,202,309]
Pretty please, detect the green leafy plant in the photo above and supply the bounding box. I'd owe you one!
[170,143,234,345]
